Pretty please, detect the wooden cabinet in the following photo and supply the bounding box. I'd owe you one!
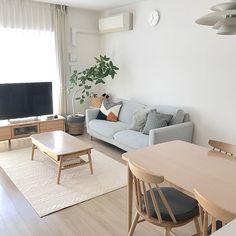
[0,116,65,144]
[11,123,39,139]
[39,119,64,133]
[0,127,11,141]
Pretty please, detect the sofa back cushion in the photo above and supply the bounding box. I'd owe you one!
[118,100,145,124]
[147,105,190,124]
[169,109,185,125]
[129,108,150,132]
[142,110,173,135]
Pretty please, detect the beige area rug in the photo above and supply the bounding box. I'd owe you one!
[0,148,127,217]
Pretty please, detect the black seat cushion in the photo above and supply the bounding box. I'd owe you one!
[142,187,199,222]
[208,221,223,235]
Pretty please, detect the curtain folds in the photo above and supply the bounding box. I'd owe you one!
[51,5,68,116]
[0,0,52,31]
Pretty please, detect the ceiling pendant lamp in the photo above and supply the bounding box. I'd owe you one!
[216,17,236,34]
[196,1,236,35]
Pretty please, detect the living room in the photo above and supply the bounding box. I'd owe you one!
[0,0,236,235]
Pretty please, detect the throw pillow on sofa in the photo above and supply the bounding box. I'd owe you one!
[129,108,150,132]
[96,100,122,122]
[169,109,185,125]
[142,109,173,135]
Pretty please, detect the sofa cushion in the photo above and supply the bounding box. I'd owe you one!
[114,130,149,150]
[89,120,128,139]
[169,109,185,126]
[118,100,145,124]
[142,110,173,135]
[129,108,150,132]
[96,100,122,122]
[183,113,190,122]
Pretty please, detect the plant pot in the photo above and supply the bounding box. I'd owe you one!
[67,114,85,135]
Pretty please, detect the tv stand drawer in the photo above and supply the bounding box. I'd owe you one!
[39,119,65,132]
[0,127,11,141]
[12,124,38,138]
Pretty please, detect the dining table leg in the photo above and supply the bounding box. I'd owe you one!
[128,165,133,232]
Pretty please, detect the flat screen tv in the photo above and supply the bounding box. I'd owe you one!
[0,82,53,120]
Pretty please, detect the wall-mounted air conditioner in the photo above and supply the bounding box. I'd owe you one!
[99,12,133,33]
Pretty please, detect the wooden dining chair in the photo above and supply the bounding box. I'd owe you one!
[194,189,235,236]
[128,160,201,236]
[208,140,236,156]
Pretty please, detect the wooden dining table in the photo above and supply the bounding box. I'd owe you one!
[122,140,236,231]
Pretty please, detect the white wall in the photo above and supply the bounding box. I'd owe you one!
[100,0,236,146]
[67,8,101,114]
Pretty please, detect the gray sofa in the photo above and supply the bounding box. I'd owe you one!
[86,100,194,151]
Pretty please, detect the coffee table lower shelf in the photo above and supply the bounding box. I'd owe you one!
[31,143,93,184]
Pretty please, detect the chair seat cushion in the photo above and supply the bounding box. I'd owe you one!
[114,130,149,150]
[144,187,199,222]
[89,120,128,138]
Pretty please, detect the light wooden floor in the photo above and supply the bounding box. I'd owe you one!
[0,134,196,236]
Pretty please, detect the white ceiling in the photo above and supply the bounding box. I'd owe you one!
[36,0,142,10]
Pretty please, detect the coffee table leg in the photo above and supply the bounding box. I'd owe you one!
[88,150,93,175]
[31,144,35,160]
[57,157,63,184]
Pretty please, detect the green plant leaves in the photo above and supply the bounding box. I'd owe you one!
[95,79,105,85]
[85,85,91,89]
[68,55,119,104]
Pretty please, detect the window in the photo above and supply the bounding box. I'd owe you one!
[0,27,59,114]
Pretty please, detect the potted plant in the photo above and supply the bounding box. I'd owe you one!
[67,55,119,135]
[69,55,119,114]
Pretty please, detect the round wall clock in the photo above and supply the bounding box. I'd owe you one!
[148,10,160,27]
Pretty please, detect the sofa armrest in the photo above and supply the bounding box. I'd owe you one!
[86,108,99,127]
[149,122,194,145]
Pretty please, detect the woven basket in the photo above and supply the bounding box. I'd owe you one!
[67,114,85,135]
[68,123,84,135]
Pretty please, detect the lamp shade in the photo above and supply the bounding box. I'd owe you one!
[217,17,236,34]
[196,10,236,25]
[211,2,236,11]
[196,1,236,35]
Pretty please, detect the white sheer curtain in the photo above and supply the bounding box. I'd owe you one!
[0,0,52,30]
[51,5,68,116]
[0,0,68,115]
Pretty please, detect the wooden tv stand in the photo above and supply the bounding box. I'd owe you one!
[0,116,65,147]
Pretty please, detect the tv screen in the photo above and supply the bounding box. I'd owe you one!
[0,82,53,120]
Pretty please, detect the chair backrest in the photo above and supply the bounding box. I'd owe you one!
[194,189,235,236]
[208,140,236,156]
[128,160,177,224]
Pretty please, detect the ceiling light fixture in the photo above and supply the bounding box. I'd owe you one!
[196,1,236,35]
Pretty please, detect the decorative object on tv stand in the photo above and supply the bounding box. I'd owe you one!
[196,1,236,35]
[68,55,119,107]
